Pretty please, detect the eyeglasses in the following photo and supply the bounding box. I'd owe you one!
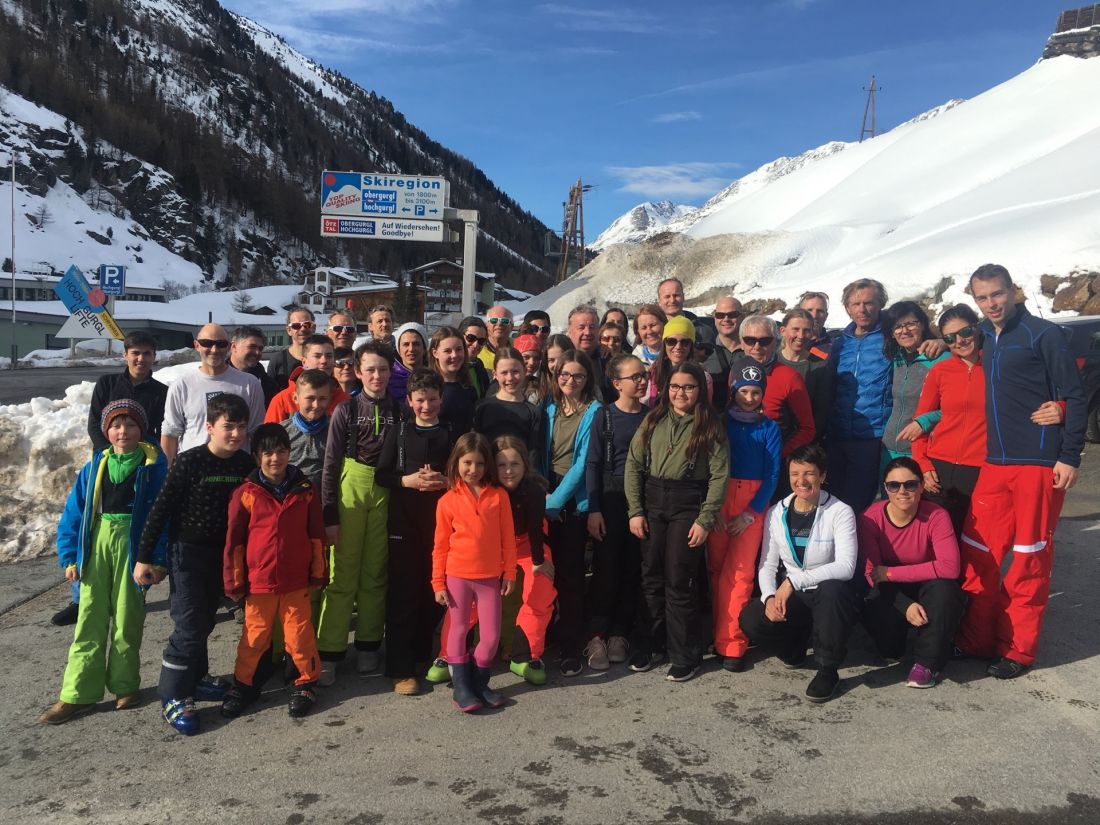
[884,480,921,493]
[196,339,230,349]
[713,311,742,321]
[334,358,353,368]
[330,325,357,334]
[465,334,488,345]
[615,372,648,384]
[668,383,699,394]
[665,338,693,349]
[893,321,922,333]
[742,336,774,348]
[600,335,622,344]
[943,326,976,345]
[529,324,550,334]
[487,317,512,326]
[558,371,587,384]
[288,322,315,331]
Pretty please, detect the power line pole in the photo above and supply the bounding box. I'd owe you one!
[860,76,881,143]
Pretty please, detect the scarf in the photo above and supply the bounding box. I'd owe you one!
[291,412,328,435]
[106,448,143,484]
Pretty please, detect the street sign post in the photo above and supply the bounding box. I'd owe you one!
[320,216,446,243]
[53,265,125,341]
[321,171,448,219]
[98,264,126,297]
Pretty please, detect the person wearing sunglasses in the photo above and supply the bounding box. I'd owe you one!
[161,323,265,466]
[859,456,966,689]
[597,322,625,358]
[459,316,492,397]
[600,307,632,349]
[332,346,361,398]
[269,306,316,386]
[477,306,514,371]
[326,311,359,351]
[522,309,552,343]
[702,297,744,410]
[645,316,713,407]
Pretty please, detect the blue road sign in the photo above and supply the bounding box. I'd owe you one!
[99,265,126,297]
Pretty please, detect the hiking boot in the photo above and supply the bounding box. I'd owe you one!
[628,650,665,673]
[318,661,337,687]
[906,663,939,689]
[987,657,1029,680]
[509,658,547,686]
[114,693,140,711]
[584,636,610,671]
[288,684,316,718]
[559,656,584,677]
[805,668,840,703]
[722,656,746,673]
[607,636,629,664]
[666,664,699,683]
[220,684,257,718]
[450,662,483,713]
[356,649,381,675]
[392,677,420,696]
[193,675,229,702]
[474,666,505,708]
[162,698,199,735]
[425,658,451,684]
[39,700,94,725]
[51,602,79,627]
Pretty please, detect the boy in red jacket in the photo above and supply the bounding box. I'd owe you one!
[222,423,328,719]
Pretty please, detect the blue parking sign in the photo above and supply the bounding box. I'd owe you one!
[99,265,126,297]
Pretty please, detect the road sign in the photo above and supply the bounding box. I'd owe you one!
[99,264,126,297]
[321,171,448,219]
[321,216,445,243]
[53,265,125,340]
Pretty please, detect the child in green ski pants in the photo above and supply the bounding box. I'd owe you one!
[40,399,168,724]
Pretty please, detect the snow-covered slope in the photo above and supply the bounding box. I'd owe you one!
[520,57,1100,326]
[592,201,697,250]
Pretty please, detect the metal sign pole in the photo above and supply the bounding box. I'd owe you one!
[444,207,479,318]
[9,153,15,369]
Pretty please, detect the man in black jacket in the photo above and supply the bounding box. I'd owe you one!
[230,325,278,405]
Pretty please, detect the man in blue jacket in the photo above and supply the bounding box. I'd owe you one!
[957,264,1085,679]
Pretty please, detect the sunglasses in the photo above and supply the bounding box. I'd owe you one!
[943,326,976,345]
[330,325,357,334]
[600,335,622,343]
[529,324,550,334]
[742,336,774,348]
[665,337,693,348]
[196,339,230,349]
[884,480,921,493]
[334,358,353,368]
[487,317,512,325]
[713,311,742,321]
[465,334,488,345]
[288,322,315,331]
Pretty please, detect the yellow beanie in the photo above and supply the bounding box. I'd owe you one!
[662,315,696,342]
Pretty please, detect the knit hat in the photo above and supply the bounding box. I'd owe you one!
[100,398,148,438]
[512,334,541,354]
[662,315,696,343]
[394,321,428,349]
[731,358,767,393]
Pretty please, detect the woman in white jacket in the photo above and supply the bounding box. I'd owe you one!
[739,443,860,703]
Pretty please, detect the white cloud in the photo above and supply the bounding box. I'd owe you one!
[608,162,740,198]
[652,111,702,124]
[535,3,661,34]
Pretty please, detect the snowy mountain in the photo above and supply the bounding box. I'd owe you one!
[591,201,697,250]
[516,56,1100,327]
[0,0,552,292]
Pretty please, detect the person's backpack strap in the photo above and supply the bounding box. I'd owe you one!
[397,416,408,475]
[344,398,360,460]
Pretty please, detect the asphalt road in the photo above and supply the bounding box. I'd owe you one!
[0,365,119,405]
[1,453,1098,824]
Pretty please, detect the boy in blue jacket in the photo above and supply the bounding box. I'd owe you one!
[40,399,168,724]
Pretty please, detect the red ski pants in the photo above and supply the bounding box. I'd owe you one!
[707,478,765,658]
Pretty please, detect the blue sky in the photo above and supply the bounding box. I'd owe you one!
[220,0,1074,236]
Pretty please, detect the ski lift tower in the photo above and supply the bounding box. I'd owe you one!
[553,179,593,283]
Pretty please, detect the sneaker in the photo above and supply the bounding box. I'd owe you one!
[628,650,665,673]
[318,661,337,687]
[51,601,80,626]
[559,657,584,677]
[606,636,629,664]
[193,675,230,702]
[114,693,139,711]
[666,664,699,682]
[220,685,256,718]
[509,658,547,686]
[288,685,316,718]
[425,658,451,684]
[584,636,610,671]
[987,657,1029,680]
[722,656,746,673]
[392,677,420,696]
[162,698,199,736]
[906,663,939,689]
[356,649,381,675]
[805,668,840,703]
[39,700,94,725]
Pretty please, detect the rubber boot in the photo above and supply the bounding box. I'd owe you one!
[450,662,483,713]
[474,666,505,709]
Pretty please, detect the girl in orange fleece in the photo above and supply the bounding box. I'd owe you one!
[433,433,517,712]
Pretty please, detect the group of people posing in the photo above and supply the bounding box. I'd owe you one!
[40,261,1086,731]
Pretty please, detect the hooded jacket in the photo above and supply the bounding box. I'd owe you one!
[829,322,892,440]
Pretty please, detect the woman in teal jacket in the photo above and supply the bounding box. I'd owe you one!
[542,350,602,677]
